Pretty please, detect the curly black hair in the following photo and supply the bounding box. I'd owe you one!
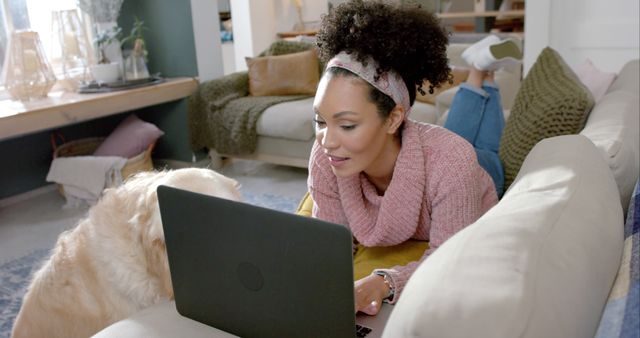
[316,0,451,115]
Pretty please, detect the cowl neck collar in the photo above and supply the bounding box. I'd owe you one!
[337,121,426,246]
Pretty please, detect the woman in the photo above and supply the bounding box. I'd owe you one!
[308,0,521,315]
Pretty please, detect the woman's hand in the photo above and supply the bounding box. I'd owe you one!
[354,273,390,315]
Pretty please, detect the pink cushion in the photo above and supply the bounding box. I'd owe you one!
[575,58,617,103]
[93,115,164,158]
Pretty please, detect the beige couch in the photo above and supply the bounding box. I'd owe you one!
[383,58,640,338]
[208,43,523,168]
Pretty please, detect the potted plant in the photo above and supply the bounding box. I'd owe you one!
[120,17,150,80]
[90,26,121,83]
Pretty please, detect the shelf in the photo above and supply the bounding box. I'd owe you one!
[437,10,525,19]
[0,77,198,141]
[276,30,318,39]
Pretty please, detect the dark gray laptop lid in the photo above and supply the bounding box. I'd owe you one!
[157,185,356,338]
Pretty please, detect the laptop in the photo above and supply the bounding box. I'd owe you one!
[157,185,393,338]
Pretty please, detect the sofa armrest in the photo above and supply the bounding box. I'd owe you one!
[188,72,249,150]
[434,86,459,123]
[384,135,624,338]
[193,72,250,110]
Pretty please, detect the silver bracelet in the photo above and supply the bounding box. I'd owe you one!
[373,271,395,301]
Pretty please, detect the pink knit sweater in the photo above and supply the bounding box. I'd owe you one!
[308,119,498,301]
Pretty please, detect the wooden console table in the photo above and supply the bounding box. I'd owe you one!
[0,77,198,141]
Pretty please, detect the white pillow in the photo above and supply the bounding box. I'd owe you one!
[574,58,617,103]
[383,135,624,338]
[580,90,640,211]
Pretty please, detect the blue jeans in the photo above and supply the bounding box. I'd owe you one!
[444,82,505,197]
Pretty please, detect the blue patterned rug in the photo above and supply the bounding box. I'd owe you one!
[0,249,50,338]
[0,192,299,338]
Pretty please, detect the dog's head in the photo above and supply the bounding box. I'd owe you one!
[95,168,241,301]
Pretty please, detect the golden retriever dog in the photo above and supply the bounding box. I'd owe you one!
[11,168,241,338]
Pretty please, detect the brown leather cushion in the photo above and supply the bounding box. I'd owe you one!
[246,49,320,96]
[416,67,470,104]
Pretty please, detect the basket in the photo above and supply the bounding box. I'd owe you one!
[52,136,155,195]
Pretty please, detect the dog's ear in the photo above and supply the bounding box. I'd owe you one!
[126,171,174,299]
[126,171,169,244]
[232,178,242,191]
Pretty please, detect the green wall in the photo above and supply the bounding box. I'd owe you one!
[0,0,202,199]
[119,0,199,162]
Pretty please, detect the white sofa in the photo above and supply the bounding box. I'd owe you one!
[95,59,639,337]
[383,59,639,338]
[208,43,523,168]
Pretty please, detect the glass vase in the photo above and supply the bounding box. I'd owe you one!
[124,39,149,80]
[1,30,57,101]
[50,9,94,91]
[124,56,149,81]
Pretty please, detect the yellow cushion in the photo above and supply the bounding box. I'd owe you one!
[245,49,319,96]
[295,191,314,217]
[295,192,428,280]
[353,241,428,280]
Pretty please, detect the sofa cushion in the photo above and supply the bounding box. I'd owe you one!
[256,97,315,141]
[408,101,439,125]
[246,49,319,96]
[93,301,228,337]
[383,135,624,338]
[499,47,595,189]
[93,114,163,158]
[580,89,640,209]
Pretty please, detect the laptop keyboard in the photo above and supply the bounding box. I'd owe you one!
[356,324,373,337]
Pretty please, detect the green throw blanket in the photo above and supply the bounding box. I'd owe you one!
[188,41,318,155]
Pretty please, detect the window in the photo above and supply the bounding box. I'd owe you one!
[0,0,88,87]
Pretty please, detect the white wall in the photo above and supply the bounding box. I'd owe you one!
[524,0,639,75]
[230,0,328,72]
[229,0,255,72]
[273,0,328,32]
[190,0,224,82]
[221,41,236,75]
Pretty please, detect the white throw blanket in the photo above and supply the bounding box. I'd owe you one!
[46,156,127,207]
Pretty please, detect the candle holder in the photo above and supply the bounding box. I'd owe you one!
[1,30,57,101]
[50,9,94,91]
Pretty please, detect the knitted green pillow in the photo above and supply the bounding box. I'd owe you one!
[499,47,595,189]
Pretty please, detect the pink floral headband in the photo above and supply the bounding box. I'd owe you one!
[326,51,411,117]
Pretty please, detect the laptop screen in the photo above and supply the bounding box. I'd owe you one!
[157,185,357,337]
